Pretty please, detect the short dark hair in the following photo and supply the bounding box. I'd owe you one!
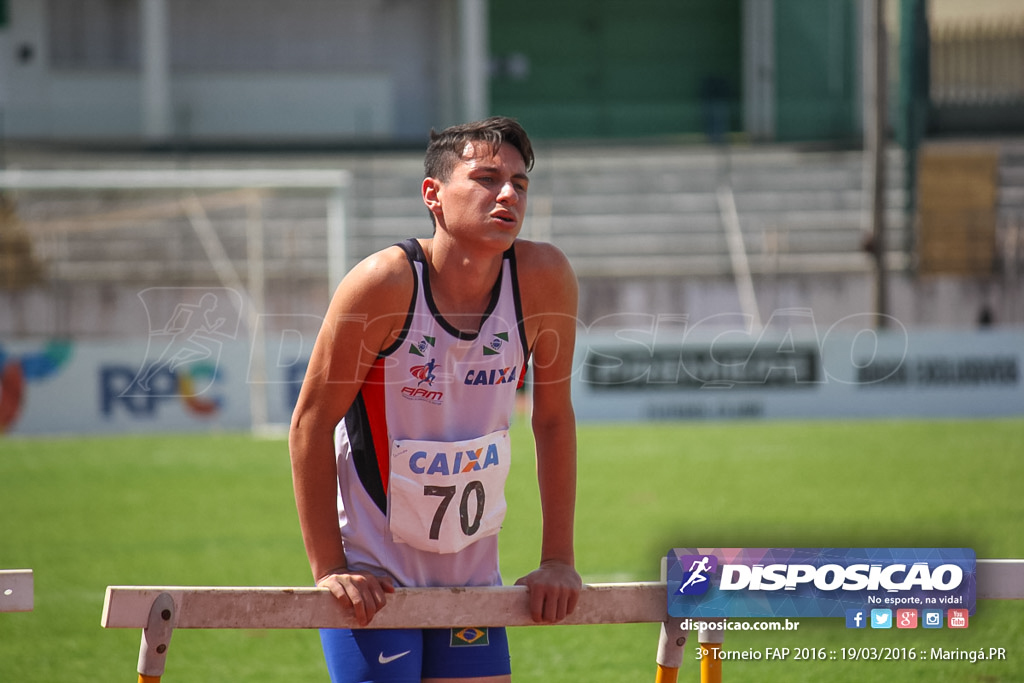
[424,116,535,182]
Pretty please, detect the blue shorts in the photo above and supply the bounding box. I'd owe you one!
[320,626,510,682]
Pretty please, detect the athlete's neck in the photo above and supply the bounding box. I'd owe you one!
[418,237,503,325]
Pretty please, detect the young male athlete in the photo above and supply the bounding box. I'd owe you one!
[289,116,581,682]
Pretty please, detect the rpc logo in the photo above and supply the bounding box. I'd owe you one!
[101,363,222,417]
[676,554,718,596]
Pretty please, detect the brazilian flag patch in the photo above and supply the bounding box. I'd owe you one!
[450,627,489,647]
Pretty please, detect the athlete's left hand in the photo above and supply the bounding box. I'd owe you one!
[515,560,582,623]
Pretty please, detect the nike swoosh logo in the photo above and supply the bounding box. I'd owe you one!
[378,650,412,665]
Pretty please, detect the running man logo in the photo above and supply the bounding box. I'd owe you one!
[677,554,718,596]
[410,359,438,386]
[126,288,241,398]
[404,359,444,403]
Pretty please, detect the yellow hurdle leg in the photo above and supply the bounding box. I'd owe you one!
[700,643,722,683]
[698,618,725,683]
[655,663,680,683]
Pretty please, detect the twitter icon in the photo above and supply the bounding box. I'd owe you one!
[870,609,892,629]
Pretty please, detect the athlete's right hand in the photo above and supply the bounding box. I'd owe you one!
[317,570,395,626]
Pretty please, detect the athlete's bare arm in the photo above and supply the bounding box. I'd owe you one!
[513,239,582,623]
[289,246,412,625]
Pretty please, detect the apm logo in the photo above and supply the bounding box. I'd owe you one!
[403,358,444,403]
[676,554,718,596]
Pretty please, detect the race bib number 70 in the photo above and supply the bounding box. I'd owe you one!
[388,430,511,554]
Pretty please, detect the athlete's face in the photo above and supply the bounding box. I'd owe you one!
[425,141,529,249]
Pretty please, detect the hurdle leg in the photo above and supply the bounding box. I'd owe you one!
[137,592,175,683]
[698,619,725,683]
[655,616,688,683]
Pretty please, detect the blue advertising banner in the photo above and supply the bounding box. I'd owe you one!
[666,548,977,618]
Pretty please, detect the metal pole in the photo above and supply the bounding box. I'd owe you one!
[459,0,489,122]
[140,0,172,142]
[865,0,890,328]
[245,193,269,434]
[326,182,350,291]
[718,184,763,332]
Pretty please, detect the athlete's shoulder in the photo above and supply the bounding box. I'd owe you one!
[356,242,415,278]
[511,240,577,325]
[512,239,574,279]
[345,243,414,291]
[329,243,415,321]
[513,239,576,291]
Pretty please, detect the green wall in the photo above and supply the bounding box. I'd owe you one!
[489,0,863,143]
[773,0,860,142]
[489,0,742,139]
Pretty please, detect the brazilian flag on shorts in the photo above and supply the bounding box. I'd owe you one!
[451,627,489,647]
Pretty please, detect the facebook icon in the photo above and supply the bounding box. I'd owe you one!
[846,609,867,629]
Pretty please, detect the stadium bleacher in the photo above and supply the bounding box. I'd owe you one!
[3,139,1023,336]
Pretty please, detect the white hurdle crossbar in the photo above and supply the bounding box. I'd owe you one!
[102,560,1024,683]
[103,582,687,683]
[102,582,666,630]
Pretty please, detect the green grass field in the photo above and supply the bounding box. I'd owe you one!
[1,418,1022,682]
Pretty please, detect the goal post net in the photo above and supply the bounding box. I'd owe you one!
[0,167,352,436]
